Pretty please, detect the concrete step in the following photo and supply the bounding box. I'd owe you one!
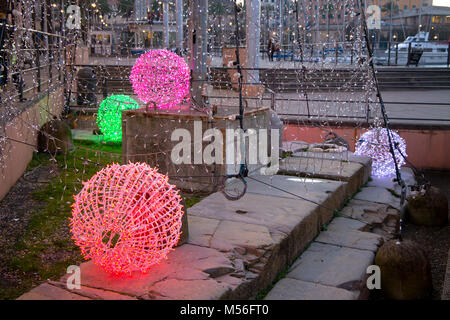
[264,167,414,300]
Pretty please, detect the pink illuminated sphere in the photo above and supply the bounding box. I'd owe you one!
[70,163,184,274]
[355,128,407,178]
[130,49,190,109]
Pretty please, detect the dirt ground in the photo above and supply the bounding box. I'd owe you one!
[401,170,450,300]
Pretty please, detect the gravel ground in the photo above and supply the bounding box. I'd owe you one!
[371,170,450,300]
[401,171,450,300]
[0,164,64,299]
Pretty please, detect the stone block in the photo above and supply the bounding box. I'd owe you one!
[209,220,274,252]
[288,242,374,290]
[318,217,384,250]
[17,283,90,300]
[187,215,220,247]
[354,187,403,210]
[264,278,359,300]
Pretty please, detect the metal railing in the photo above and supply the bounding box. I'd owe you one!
[0,21,67,110]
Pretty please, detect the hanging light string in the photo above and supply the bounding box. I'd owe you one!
[357,0,407,200]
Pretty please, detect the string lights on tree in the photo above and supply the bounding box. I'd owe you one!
[70,163,184,275]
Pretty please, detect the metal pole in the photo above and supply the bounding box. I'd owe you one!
[246,0,261,83]
[342,0,346,43]
[389,0,393,44]
[163,0,169,48]
[388,40,391,66]
[188,0,208,107]
[279,0,282,49]
[447,42,450,68]
[176,0,183,53]
[316,0,320,44]
[395,42,398,65]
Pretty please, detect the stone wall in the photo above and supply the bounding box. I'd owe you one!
[284,124,450,171]
[0,87,65,201]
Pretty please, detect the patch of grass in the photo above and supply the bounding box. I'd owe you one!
[281,151,292,159]
[255,264,290,300]
[387,188,401,198]
[333,210,343,218]
[184,195,203,209]
[0,141,122,299]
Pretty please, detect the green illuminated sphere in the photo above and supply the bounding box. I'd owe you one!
[97,95,140,142]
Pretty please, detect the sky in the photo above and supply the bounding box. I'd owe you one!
[432,0,450,7]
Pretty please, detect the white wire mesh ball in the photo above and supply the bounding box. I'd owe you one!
[355,128,407,178]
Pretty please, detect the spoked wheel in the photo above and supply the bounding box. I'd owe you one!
[221,175,247,201]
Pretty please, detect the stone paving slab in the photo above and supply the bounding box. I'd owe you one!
[367,168,416,197]
[292,151,372,168]
[287,243,374,291]
[279,156,369,199]
[245,174,347,202]
[17,283,91,300]
[47,281,138,300]
[280,157,363,182]
[340,199,401,239]
[340,199,400,226]
[187,215,221,248]
[264,278,359,300]
[57,244,236,300]
[354,186,403,211]
[315,221,384,252]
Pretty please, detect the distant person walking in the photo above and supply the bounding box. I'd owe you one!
[267,38,274,62]
[274,42,281,61]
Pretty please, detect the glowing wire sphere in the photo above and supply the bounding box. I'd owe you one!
[97,95,140,142]
[130,49,190,109]
[355,128,407,178]
[70,163,184,274]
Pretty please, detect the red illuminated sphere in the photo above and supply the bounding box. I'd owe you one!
[70,163,184,274]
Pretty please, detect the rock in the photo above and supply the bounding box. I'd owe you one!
[203,266,235,278]
[407,186,448,227]
[375,239,432,300]
[37,118,74,154]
